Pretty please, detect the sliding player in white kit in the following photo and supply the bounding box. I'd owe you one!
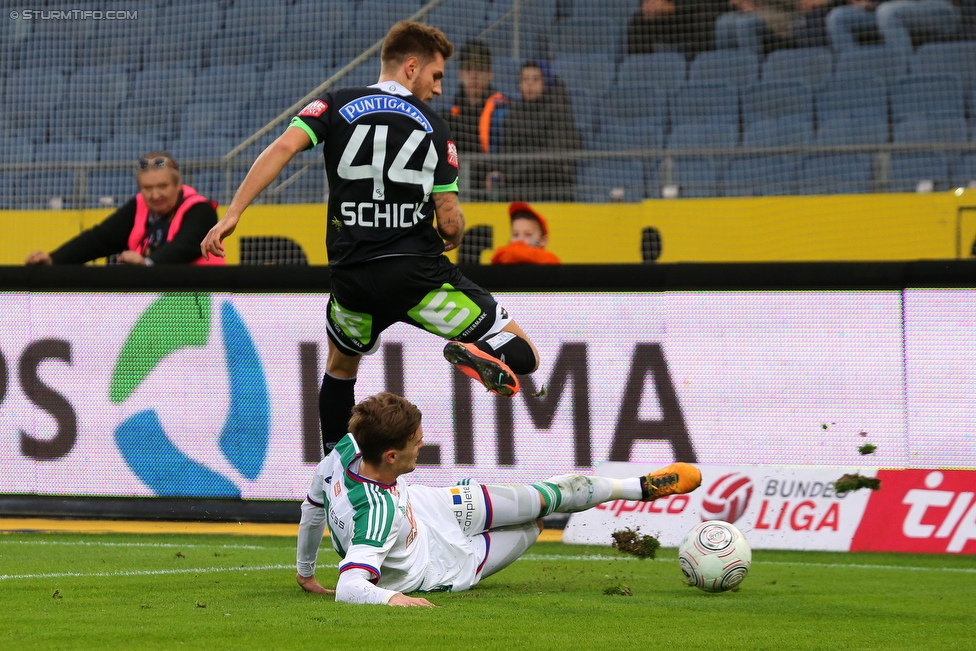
[295,392,702,606]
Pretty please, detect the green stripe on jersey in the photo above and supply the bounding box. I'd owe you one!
[288,117,319,148]
[432,179,459,194]
[347,480,396,547]
[334,434,358,468]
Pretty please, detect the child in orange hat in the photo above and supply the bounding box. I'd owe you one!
[490,202,561,265]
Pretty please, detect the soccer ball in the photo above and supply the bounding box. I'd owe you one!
[678,520,751,593]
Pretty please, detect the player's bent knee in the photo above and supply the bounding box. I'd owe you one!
[536,518,544,533]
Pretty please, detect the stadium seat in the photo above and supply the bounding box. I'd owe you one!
[688,50,759,90]
[0,12,30,71]
[264,62,335,105]
[32,140,99,209]
[671,82,739,127]
[816,116,888,145]
[209,27,275,70]
[144,1,219,70]
[911,41,976,98]
[569,89,598,133]
[551,54,615,96]
[666,123,739,197]
[3,68,66,142]
[63,65,130,142]
[340,55,383,89]
[816,75,888,122]
[179,101,246,139]
[569,0,638,22]
[761,47,833,91]
[132,67,194,112]
[79,3,157,69]
[99,135,167,161]
[888,153,950,192]
[587,121,665,151]
[798,154,874,195]
[742,117,814,148]
[834,46,908,85]
[491,57,523,98]
[576,158,646,202]
[893,117,968,143]
[741,80,814,126]
[0,136,33,209]
[606,83,668,125]
[890,74,966,124]
[18,4,87,72]
[191,66,263,104]
[955,153,976,187]
[115,99,178,142]
[484,0,555,61]
[552,17,623,56]
[616,53,687,93]
[273,1,347,67]
[336,0,422,64]
[425,0,489,50]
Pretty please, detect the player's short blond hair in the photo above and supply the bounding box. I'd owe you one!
[349,392,423,465]
[381,20,454,71]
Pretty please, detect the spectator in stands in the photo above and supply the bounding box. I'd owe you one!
[715,0,797,54]
[497,61,581,202]
[827,0,961,51]
[442,40,508,200]
[491,202,561,265]
[627,0,681,54]
[25,153,221,266]
[791,0,845,47]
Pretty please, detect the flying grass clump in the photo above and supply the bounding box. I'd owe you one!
[858,443,877,455]
[603,585,633,596]
[611,527,660,559]
[834,473,881,494]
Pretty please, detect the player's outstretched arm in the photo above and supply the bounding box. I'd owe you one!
[432,191,466,252]
[200,128,311,259]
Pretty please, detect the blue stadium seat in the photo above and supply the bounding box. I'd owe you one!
[671,82,739,126]
[576,158,646,202]
[955,153,976,186]
[616,53,687,92]
[911,41,976,98]
[240,100,291,140]
[269,155,328,204]
[798,154,874,194]
[336,0,422,64]
[18,5,87,72]
[341,55,383,89]
[816,116,888,145]
[724,155,797,196]
[890,74,965,124]
[264,62,335,105]
[0,12,30,71]
[888,153,950,192]
[491,57,523,98]
[482,0,558,60]
[179,101,246,139]
[552,17,623,56]
[741,80,814,125]
[209,27,275,70]
[425,0,489,50]
[273,1,347,67]
[587,121,665,151]
[689,50,759,89]
[893,117,968,143]
[3,68,66,141]
[606,83,668,125]
[551,54,615,95]
[816,75,887,121]
[666,123,738,198]
[834,46,908,85]
[169,135,237,162]
[192,66,263,103]
[761,47,833,90]
[569,89,598,132]
[99,135,167,161]
[32,140,99,208]
[92,134,166,208]
[132,67,194,111]
[79,3,157,69]
[742,117,814,147]
[570,0,638,21]
[115,100,178,141]
[169,135,238,202]
[0,136,32,209]
[144,1,219,69]
[63,65,130,142]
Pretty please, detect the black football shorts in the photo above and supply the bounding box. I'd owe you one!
[325,255,511,356]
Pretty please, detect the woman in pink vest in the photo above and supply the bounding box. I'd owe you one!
[25,152,223,266]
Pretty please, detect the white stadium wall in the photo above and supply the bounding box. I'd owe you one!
[0,290,974,511]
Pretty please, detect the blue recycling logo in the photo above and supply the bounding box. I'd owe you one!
[109,293,269,497]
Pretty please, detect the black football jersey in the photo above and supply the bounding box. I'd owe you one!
[290,82,460,268]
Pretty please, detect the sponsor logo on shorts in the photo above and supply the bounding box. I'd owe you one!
[447,141,459,168]
[298,100,328,118]
[338,95,433,132]
[407,284,481,338]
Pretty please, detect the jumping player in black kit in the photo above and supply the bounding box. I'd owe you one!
[201,21,541,452]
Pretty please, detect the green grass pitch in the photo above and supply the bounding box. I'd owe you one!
[2,532,975,650]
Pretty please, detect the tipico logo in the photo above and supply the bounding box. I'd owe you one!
[700,472,754,524]
[109,293,269,498]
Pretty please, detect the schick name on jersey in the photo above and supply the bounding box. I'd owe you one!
[339,95,433,132]
[340,202,427,228]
